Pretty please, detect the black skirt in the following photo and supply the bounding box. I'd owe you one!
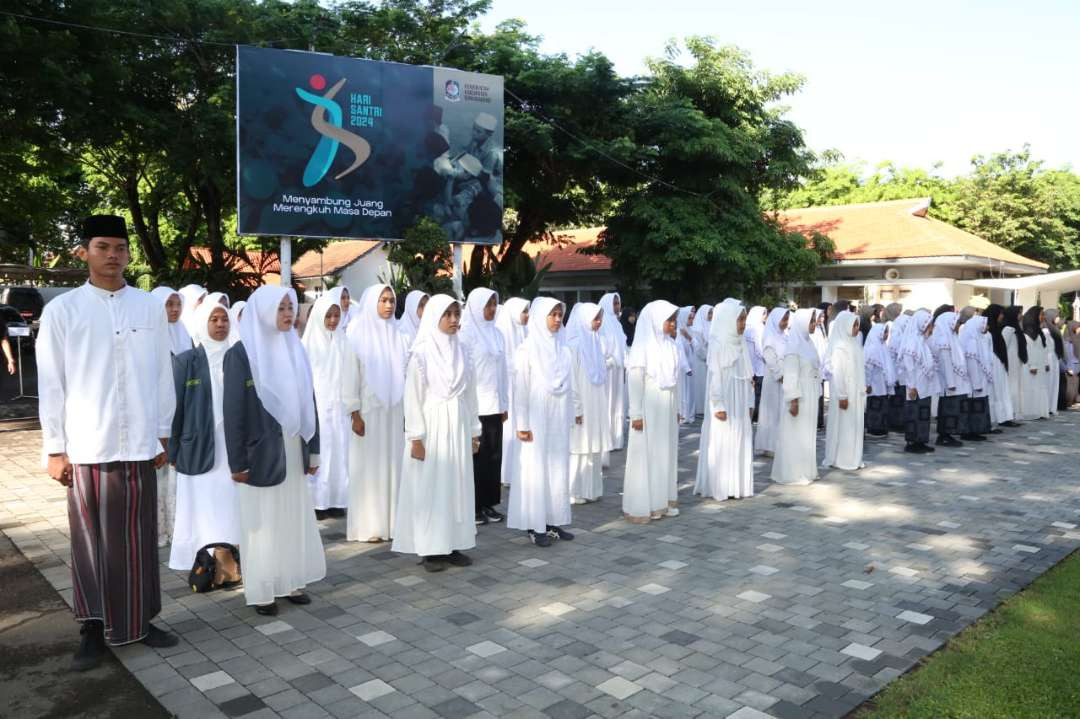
[888,384,906,431]
[937,394,967,436]
[961,396,992,435]
[904,396,932,444]
[866,395,890,435]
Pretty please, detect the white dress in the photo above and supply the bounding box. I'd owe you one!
[771,354,820,485]
[694,364,755,500]
[989,353,1014,424]
[345,359,405,541]
[168,419,242,569]
[754,344,784,454]
[603,362,626,457]
[1003,327,1024,415]
[691,339,709,415]
[391,355,479,557]
[822,345,866,471]
[677,336,696,420]
[238,435,326,606]
[622,367,680,520]
[507,346,578,533]
[570,348,610,502]
[309,396,350,511]
[1019,336,1050,419]
[1045,329,1060,415]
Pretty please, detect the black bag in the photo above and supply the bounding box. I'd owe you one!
[188,543,240,593]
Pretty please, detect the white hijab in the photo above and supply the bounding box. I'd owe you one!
[864,323,897,387]
[178,284,207,339]
[325,287,352,330]
[346,284,408,407]
[566,302,606,386]
[151,286,193,355]
[691,304,713,348]
[192,297,230,427]
[496,297,529,364]
[823,311,864,389]
[960,314,993,382]
[598,292,628,368]
[932,311,968,379]
[459,287,503,362]
[302,293,349,408]
[626,300,680,389]
[398,290,428,345]
[410,294,468,401]
[784,308,821,366]
[238,286,317,442]
[744,306,767,356]
[522,297,572,394]
[900,309,936,382]
[226,300,245,347]
[762,307,789,360]
[709,300,752,378]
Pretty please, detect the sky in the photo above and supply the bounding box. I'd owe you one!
[479,0,1079,177]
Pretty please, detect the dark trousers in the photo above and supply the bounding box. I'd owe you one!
[473,414,504,511]
[904,396,932,445]
[888,384,906,431]
[937,394,967,437]
[865,395,889,435]
[752,376,763,423]
[817,384,825,429]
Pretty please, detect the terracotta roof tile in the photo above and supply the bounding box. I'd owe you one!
[521,227,611,273]
[291,240,384,278]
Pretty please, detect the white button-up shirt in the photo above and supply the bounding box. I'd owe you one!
[37,282,176,464]
[471,345,508,416]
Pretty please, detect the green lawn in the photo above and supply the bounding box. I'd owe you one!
[858,549,1080,719]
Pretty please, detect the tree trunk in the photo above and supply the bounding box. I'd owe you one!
[123,171,167,272]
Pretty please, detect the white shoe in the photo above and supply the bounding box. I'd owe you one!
[666,507,680,517]
[570,497,586,505]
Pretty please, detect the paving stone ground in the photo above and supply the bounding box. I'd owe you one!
[2,412,1080,719]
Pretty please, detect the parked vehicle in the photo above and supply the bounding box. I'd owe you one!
[0,304,34,350]
[0,286,45,323]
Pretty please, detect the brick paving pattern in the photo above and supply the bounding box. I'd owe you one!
[2,414,1079,719]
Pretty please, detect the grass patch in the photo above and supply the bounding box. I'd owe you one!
[857,549,1080,719]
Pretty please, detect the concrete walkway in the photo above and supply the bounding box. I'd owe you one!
[1,414,1079,719]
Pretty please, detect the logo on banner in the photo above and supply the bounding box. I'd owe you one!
[295,74,372,187]
[444,79,461,102]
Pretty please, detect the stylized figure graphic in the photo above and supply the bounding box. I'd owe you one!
[295,76,371,187]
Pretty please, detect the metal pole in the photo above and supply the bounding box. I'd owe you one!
[280,237,292,287]
[451,244,464,300]
[12,334,36,400]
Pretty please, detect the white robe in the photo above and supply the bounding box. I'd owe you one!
[622,367,680,520]
[989,352,1014,423]
[238,435,326,606]
[507,347,578,533]
[345,358,405,541]
[754,343,784,454]
[1019,336,1050,419]
[1045,329,1060,415]
[391,355,480,556]
[771,354,820,485]
[822,344,866,471]
[602,363,626,458]
[691,339,709,415]
[693,363,755,500]
[1003,327,1024,415]
[570,352,610,502]
[677,337,696,420]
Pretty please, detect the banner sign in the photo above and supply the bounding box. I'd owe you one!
[236,46,504,244]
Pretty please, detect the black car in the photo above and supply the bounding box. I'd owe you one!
[0,286,45,323]
[0,303,33,349]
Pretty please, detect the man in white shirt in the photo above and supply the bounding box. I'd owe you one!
[36,215,178,671]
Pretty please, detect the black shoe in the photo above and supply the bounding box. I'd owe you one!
[444,550,473,567]
[255,602,278,616]
[904,443,928,454]
[422,556,447,572]
[989,428,1003,434]
[547,526,575,541]
[921,443,936,452]
[286,592,311,605]
[528,530,551,547]
[314,509,329,521]
[936,435,963,447]
[72,621,106,672]
[1000,421,1021,427]
[482,507,504,522]
[960,434,988,441]
[328,507,347,518]
[142,624,179,648]
[867,432,888,439]
[475,511,488,526]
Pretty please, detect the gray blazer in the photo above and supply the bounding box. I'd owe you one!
[223,342,319,488]
[169,346,216,475]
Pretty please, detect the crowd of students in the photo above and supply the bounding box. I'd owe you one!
[39,215,1080,671]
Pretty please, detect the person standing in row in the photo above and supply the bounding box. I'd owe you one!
[398,290,428,348]
[771,308,821,484]
[622,300,682,521]
[863,323,896,438]
[38,215,179,670]
[178,284,207,340]
[345,284,407,542]
[900,310,939,454]
[227,300,246,346]
[168,296,242,585]
[822,310,866,470]
[690,303,713,415]
[393,295,481,572]
[597,292,628,467]
[984,305,1018,427]
[459,287,508,525]
[566,302,610,504]
[754,307,789,456]
[1019,306,1050,420]
[508,298,579,546]
[959,311,994,439]
[1065,321,1080,406]
[1002,306,1028,418]
[496,298,529,487]
[694,300,755,501]
[675,306,696,421]
[932,311,970,446]
[744,306,767,423]
[886,313,911,432]
[302,292,353,519]
[1043,308,1066,413]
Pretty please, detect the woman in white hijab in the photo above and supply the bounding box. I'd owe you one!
[302,293,354,519]
[223,286,325,615]
[167,297,243,585]
[177,284,207,340]
[398,290,429,347]
[622,300,682,522]
[744,306,767,421]
[959,312,993,438]
[675,307,697,421]
[344,284,408,542]
[864,323,896,438]
[754,307,790,456]
[932,311,971,446]
[694,300,755,500]
[821,310,866,470]
[886,313,910,432]
[226,300,246,346]
[150,286,191,546]
[690,304,713,416]
[900,309,941,453]
[597,293,628,465]
[496,298,529,488]
[459,287,508,524]
[770,308,822,485]
[507,297,580,547]
[392,295,482,572]
[151,287,193,356]
[566,302,611,504]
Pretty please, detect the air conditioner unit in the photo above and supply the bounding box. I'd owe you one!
[884,268,901,281]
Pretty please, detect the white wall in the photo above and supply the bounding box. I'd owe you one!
[338,248,393,296]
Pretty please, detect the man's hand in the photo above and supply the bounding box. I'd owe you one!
[410,439,426,461]
[838,399,849,411]
[517,430,534,442]
[500,412,508,423]
[231,470,250,484]
[714,410,727,421]
[789,398,799,417]
[351,412,365,437]
[1030,368,1038,376]
[307,465,319,475]
[631,419,643,432]
[908,388,918,400]
[153,451,168,469]
[47,453,72,487]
